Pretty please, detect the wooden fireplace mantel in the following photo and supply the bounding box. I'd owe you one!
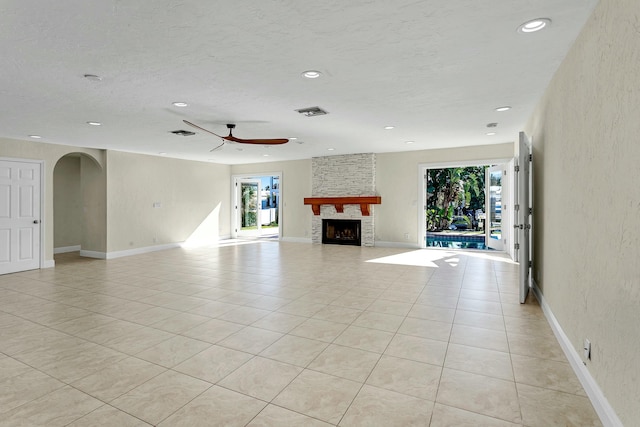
[303,196,381,216]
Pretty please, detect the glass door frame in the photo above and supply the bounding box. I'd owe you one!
[237,179,261,237]
[486,165,504,251]
[231,172,283,240]
[419,159,512,251]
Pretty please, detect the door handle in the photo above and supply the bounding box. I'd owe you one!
[33,220,40,224]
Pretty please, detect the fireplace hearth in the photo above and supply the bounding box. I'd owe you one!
[322,219,361,246]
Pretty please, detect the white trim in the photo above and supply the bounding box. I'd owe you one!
[531,279,623,427]
[54,245,81,254]
[80,250,107,259]
[105,242,182,260]
[42,260,55,269]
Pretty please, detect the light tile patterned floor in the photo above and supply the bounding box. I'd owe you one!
[0,242,602,426]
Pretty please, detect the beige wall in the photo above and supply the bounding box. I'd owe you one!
[231,159,312,240]
[525,0,640,423]
[376,143,514,244]
[81,155,107,253]
[53,156,82,248]
[105,151,231,252]
[0,137,105,261]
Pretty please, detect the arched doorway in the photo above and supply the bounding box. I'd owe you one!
[53,153,105,257]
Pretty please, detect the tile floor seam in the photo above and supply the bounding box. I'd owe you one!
[0,247,602,426]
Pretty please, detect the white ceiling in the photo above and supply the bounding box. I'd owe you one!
[1,0,598,165]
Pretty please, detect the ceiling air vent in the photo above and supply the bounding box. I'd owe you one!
[170,130,196,136]
[295,106,328,117]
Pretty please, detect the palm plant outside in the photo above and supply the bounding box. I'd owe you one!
[426,166,486,231]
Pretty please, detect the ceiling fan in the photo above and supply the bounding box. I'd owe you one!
[183,120,289,151]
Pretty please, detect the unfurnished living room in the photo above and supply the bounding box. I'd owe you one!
[0,1,638,426]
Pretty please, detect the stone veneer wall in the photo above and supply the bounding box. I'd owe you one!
[311,153,376,246]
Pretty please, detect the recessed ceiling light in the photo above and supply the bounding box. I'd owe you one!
[86,121,102,126]
[327,148,335,151]
[518,18,551,34]
[495,106,511,112]
[384,126,395,130]
[83,74,103,82]
[263,154,270,157]
[158,152,167,155]
[289,137,298,140]
[302,70,321,79]
[172,102,188,107]
[486,132,497,136]
[28,135,42,139]
[405,141,415,144]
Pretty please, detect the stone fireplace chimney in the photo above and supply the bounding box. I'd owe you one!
[310,153,377,246]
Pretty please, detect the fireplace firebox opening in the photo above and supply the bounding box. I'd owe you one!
[322,219,361,246]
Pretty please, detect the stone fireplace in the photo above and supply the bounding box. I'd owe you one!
[309,153,377,246]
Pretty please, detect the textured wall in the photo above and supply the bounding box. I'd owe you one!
[525,0,640,423]
[53,156,82,248]
[311,154,376,246]
[105,151,230,252]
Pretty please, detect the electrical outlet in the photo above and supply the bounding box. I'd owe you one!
[584,339,591,360]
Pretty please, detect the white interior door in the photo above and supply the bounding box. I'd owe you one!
[486,165,504,251]
[516,132,532,303]
[236,179,261,237]
[0,160,41,275]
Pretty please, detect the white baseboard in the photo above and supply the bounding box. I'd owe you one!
[54,245,81,254]
[80,250,107,259]
[374,241,421,248]
[531,279,622,427]
[105,242,183,260]
[42,260,55,269]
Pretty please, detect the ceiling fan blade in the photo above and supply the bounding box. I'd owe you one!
[184,120,288,145]
[224,136,289,145]
[183,120,225,139]
[209,141,225,152]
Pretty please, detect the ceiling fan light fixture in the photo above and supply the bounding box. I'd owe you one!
[518,18,551,33]
[302,70,321,79]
